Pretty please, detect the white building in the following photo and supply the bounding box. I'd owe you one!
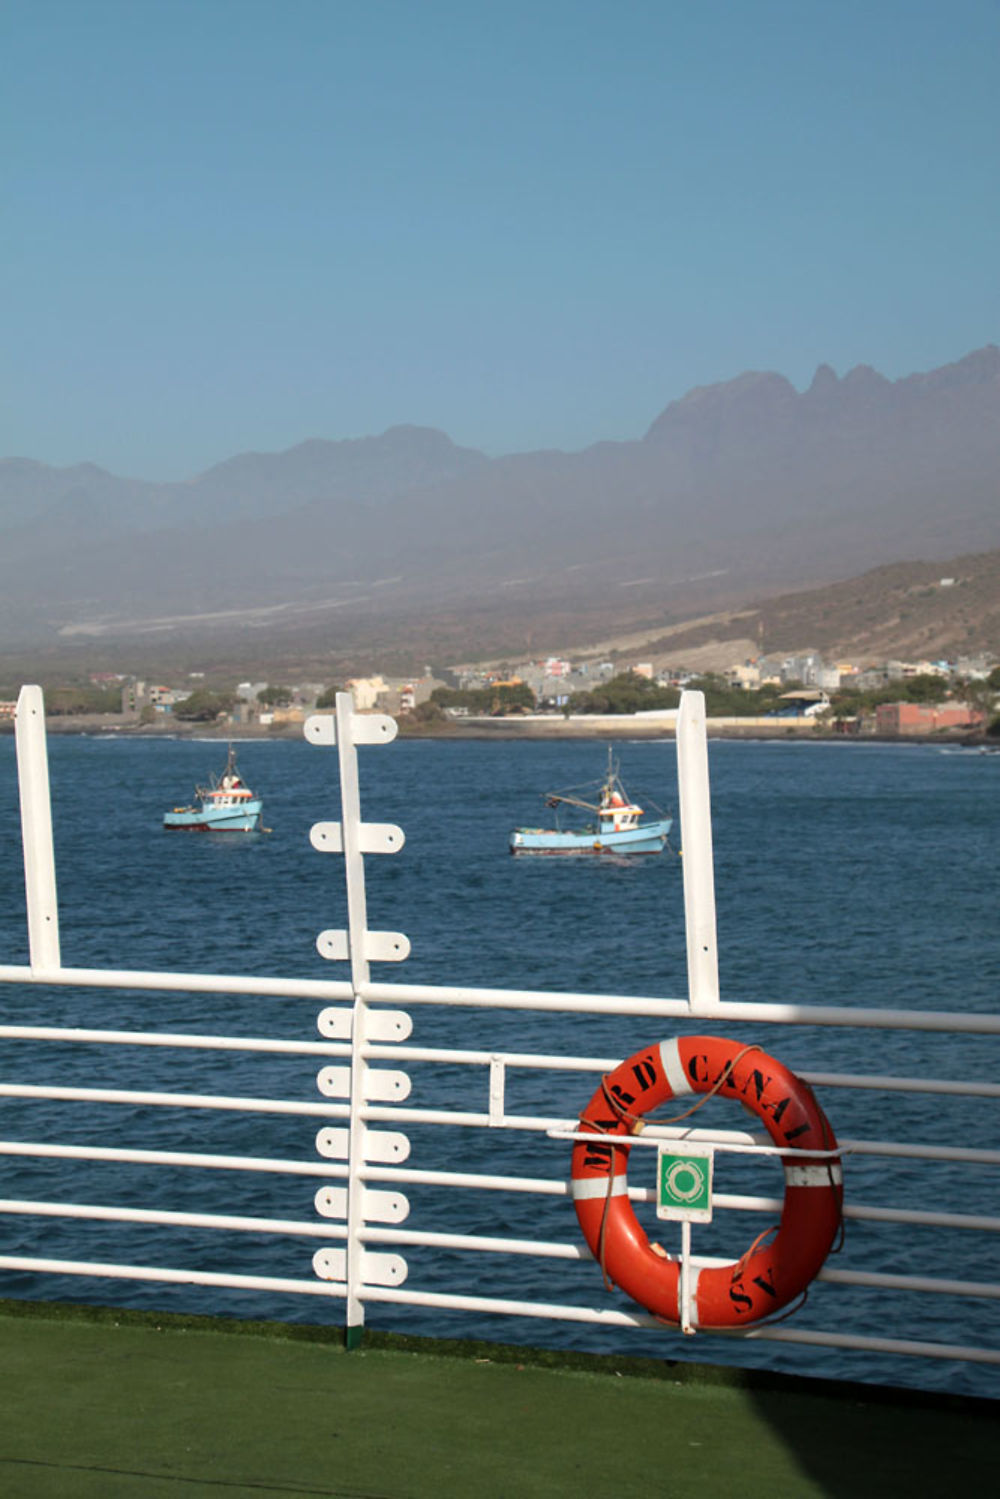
[347,676,388,711]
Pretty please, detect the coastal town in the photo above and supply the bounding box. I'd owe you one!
[5,644,998,739]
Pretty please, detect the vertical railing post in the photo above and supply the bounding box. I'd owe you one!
[307,693,410,1348]
[676,689,719,1010]
[335,690,373,1348]
[14,685,61,974]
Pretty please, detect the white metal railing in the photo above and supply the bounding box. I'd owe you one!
[1,685,998,1381]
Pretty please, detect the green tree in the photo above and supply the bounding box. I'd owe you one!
[257,684,293,708]
[44,685,123,716]
[430,682,536,715]
[315,685,344,709]
[564,671,797,718]
[174,690,237,722]
[900,673,950,703]
[960,676,1000,732]
[489,682,535,714]
[681,675,790,717]
[412,699,445,724]
[567,672,678,716]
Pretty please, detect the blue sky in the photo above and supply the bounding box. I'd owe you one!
[3,0,998,480]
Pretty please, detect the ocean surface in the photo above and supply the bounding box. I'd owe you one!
[1,730,998,1395]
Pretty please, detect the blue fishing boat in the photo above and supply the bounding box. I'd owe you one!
[163,745,263,832]
[509,751,671,855]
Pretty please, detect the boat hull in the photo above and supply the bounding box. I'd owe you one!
[163,799,263,833]
[509,817,672,856]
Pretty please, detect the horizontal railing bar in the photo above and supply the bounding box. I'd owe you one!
[821,1267,1000,1300]
[338,1106,764,1137]
[315,1163,1000,1234]
[356,1286,1000,1362]
[744,1324,1000,1365]
[549,1127,844,1159]
[364,1047,1000,1100]
[4,1078,994,1168]
[365,980,1000,1034]
[313,1040,1000,1102]
[3,962,1000,1034]
[800,1070,1000,1100]
[0,1219,614,1262]
[0,1148,596,1202]
[11,1151,984,1242]
[0,964,354,1001]
[364,1164,1000,1233]
[838,1137,1000,1166]
[366,1284,650,1327]
[0,1084,347,1118]
[343,1103,1000,1167]
[0,1254,345,1297]
[252,1211,1000,1295]
[0,1140,347,1177]
[2,1025,998,1103]
[0,1199,338,1238]
[357,1226,586,1259]
[717,1192,1000,1233]
[12,1250,982,1361]
[0,1025,348,1057]
[354,1230,1000,1298]
[676,1252,1000,1300]
[361,1165,566,1194]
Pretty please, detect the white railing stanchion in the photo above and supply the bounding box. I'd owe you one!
[14,686,61,974]
[676,689,719,1011]
[307,694,410,1345]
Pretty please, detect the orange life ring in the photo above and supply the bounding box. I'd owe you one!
[571,1035,842,1328]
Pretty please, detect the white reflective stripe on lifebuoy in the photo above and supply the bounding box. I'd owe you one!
[658,1038,694,1098]
[784,1162,843,1187]
[688,1265,702,1327]
[570,1175,630,1201]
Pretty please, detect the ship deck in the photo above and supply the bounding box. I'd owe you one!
[1,1300,995,1497]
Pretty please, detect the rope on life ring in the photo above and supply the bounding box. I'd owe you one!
[570,1035,843,1329]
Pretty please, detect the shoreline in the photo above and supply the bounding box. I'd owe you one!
[1,712,990,747]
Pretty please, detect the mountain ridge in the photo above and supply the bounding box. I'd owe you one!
[1,345,997,659]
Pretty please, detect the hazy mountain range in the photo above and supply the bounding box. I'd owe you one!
[2,345,998,667]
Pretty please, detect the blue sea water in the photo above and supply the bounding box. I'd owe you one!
[1,730,998,1395]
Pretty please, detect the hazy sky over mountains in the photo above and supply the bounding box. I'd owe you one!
[3,0,998,480]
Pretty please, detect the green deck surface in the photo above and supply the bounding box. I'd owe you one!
[0,1302,995,1497]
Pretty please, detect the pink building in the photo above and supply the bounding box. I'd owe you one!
[875,702,983,734]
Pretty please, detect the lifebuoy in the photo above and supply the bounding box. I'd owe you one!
[571,1035,842,1328]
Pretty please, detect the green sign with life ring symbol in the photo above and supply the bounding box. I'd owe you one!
[656,1147,714,1222]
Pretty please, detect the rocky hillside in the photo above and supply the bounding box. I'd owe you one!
[589,550,1000,675]
[1,347,998,659]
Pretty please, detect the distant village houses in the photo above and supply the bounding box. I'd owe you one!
[43,644,993,739]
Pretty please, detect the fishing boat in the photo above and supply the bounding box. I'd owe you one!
[509,750,671,855]
[162,745,263,832]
